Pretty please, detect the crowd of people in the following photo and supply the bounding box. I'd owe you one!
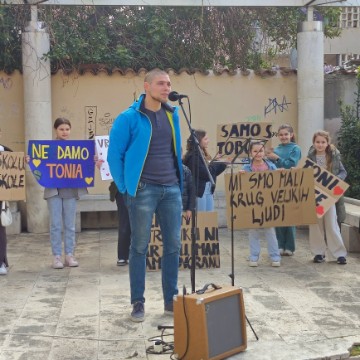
[0,69,349,324]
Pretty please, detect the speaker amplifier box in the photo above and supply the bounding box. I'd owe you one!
[174,285,247,360]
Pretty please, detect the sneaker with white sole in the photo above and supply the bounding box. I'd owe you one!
[313,255,325,263]
[271,261,281,267]
[0,262,7,275]
[164,302,173,316]
[284,250,294,256]
[131,301,145,322]
[249,261,258,267]
[117,259,128,266]
[53,256,64,269]
[65,254,78,267]
[279,248,285,256]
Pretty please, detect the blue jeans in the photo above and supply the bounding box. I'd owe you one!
[197,182,214,211]
[47,196,77,256]
[249,228,281,262]
[126,182,182,306]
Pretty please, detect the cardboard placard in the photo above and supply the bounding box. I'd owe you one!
[95,135,112,180]
[299,157,349,218]
[216,122,275,163]
[147,212,220,271]
[28,140,95,188]
[0,151,26,201]
[224,168,317,229]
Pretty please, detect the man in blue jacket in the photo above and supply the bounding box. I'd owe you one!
[108,69,183,322]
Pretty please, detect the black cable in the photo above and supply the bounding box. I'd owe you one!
[146,330,175,355]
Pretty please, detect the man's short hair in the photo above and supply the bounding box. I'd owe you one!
[144,69,168,84]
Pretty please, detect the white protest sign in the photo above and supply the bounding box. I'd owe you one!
[95,135,112,180]
[299,157,349,218]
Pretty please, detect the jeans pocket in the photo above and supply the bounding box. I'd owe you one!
[137,181,146,191]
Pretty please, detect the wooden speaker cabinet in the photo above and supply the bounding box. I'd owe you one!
[174,285,247,360]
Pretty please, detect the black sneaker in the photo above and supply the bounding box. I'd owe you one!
[117,259,128,266]
[131,301,145,322]
[164,302,173,316]
[313,255,325,263]
[337,256,347,265]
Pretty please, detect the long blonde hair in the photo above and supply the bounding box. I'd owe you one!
[312,130,336,171]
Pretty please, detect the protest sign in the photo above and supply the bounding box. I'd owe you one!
[95,135,112,180]
[216,122,275,163]
[0,152,26,200]
[147,212,220,271]
[28,140,95,188]
[299,157,349,218]
[224,168,317,229]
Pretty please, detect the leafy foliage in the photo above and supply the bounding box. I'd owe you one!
[337,69,360,199]
[0,5,27,73]
[0,5,341,73]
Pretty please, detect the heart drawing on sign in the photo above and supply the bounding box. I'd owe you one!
[85,177,93,185]
[32,159,41,167]
[316,205,325,215]
[333,186,344,196]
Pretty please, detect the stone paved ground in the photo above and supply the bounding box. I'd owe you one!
[0,227,359,360]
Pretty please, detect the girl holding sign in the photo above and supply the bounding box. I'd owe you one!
[240,141,282,267]
[307,130,347,265]
[266,124,302,256]
[44,118,87,269]
[0,133,12,275]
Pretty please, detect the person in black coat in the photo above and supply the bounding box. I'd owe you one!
[109,181,131,266]
[183,129,226,212]
[182,163,195,220]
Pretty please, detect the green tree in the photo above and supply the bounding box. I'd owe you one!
[337,69,360,199]
[0,5,26,72]
[0,5,341,73]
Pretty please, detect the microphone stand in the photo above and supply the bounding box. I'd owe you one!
[176,97,214,294]
[228,140,250,288]
[228,138,268,341]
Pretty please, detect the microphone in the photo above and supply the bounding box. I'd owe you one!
[168,91,188,102]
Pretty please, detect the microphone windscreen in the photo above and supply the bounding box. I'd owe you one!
[168,91,179,101]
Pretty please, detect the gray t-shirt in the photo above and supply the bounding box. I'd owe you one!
[140,106,179,186]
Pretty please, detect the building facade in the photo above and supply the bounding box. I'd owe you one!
[324,7,360,66]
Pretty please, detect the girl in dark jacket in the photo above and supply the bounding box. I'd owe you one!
[183,129,226,212]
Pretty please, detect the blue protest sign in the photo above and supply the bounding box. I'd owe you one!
[28,140,95,188]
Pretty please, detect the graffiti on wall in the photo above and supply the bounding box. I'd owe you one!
[0,77,12,90]
[264,96,291,117]
[85,106,97,140]
[84,107,116,137]
[98,113,115,134]
[244,114,262,122]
